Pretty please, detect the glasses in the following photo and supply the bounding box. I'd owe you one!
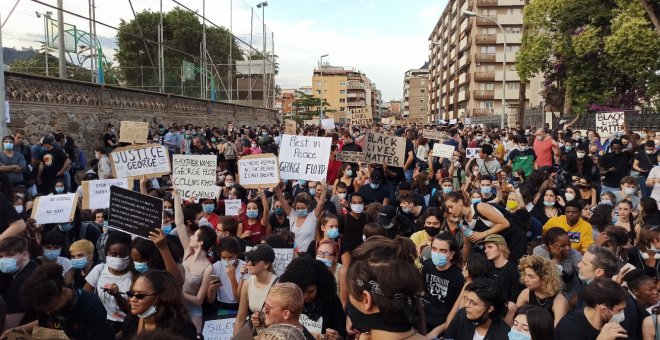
[263,303,286,314]
[126,291,156,300]
[317,251,335,258]
[463,296,485,308]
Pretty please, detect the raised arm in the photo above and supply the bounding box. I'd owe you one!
[260,188,270,230]
[314,182,328,218]
[173,190,190,251]
[274,182,292,215]
[149,229,184,286]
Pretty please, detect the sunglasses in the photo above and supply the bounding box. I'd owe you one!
[126,291,156,300]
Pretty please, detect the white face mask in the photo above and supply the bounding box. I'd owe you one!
[338,193,347,200]
[565,193,575,202]
[351,203,364,214]
[576,152,586,159]
[14,205,23,214]
[106,256,130,271]
[608,309,625,324]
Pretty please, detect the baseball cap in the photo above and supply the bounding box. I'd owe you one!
[245,244,275,263]
[483,234,507,247]
[378,205,397,228]
[41,135,55,146]
[370,169,383,185]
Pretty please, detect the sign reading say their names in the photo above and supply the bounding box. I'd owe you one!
[349,107,373,125]
[363,132,406,167]
[109,186,163,239]
[172,155,218,200]
[119,121,149,144]
[335,151,364,164]
[82,178,132,210]
[279,135,332,181]
[110,144,170,179]
[237,154,280,188]
[595,112,624,134]
[245,247,294,276]
[202,318,235,340]
[31,193,78,224]
[432,144,455,158]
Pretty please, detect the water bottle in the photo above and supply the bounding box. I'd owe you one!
[460,223,473,237]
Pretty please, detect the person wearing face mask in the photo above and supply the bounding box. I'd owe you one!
[0,136,26,186]
[509,305,555,340]
[615,176,641,210]
[37,136,71,195]
[410,208,444,260]
[36,230,74,287]
[238,188,271,246]
[0,237,38,330]
[532,128,560,168]
[120,270,197,340]
[275,182,328,254]
[306,212,350,267]
[332,164,358,196]
[616,269,658,340]
[556,278,628,340]
[338,192,371,253]
[309,181,337,216]
[94,146,113,180]
[357,169,392,205]
[199,198,220,230]
[398,192,426,228]
[561,139,579,178]
[422,233,465,332]
[103,123,119,151]
[269,199,291,234]
[600,140,632,195]
[533,228,582,302]
[313,240,349,308]
[509,135,537,177]
[9,262,114,340]
[626,226,660,279]
[207,237,245,317]
[69,239,97,290]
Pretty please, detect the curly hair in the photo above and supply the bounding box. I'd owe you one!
[517,255,563,297]
[590,204,614,233]
[20,262,65,310]
[279,256,337,316]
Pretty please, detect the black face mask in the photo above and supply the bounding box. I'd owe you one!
[424,227,441,237]
[347,301,412,333]
[470,307,491,326]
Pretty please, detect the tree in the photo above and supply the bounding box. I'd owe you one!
[116,7,243,98]
[516,0,660,114]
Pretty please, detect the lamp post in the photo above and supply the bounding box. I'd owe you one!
[319,53,328,120]
[464,10,506,128]
[35,11,53,77]
[257,1,268,108]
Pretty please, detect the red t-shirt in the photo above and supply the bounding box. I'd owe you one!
[326,159,343,184]
[241,218,266,246]
[533,137,554,167]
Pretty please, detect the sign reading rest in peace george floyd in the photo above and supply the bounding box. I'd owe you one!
[109,186,163,239]
[363,132,406,167]
[172,155,218,200]
[31,193,78,224]
[279,135,332,181]
[110,144,171,179]
[595,112,624,134]
[237,154,280,188]
[82,178,132,210]
[119,121,149,144]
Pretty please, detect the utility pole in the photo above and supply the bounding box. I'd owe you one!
[0,9,7,138]
[57,0,66,79]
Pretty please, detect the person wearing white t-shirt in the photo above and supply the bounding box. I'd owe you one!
[646,151,660,207]
[207,236,246,316]
[275,181,328,254]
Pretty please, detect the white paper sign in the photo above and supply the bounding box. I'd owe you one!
[202,318,235,340]
[449,119,457,125]
[300,314,323,335]
[245,247,294,276]
[237,154,280,188]
[321,118,336,130]
[595,112,624,135]
[279,135,332,181]
[466,148,481,159]
[225,199,242,216]
[110,144,171,179]
[172,155,218,200]
[83,178,130,210]
[432,144,455,158]
[32,193,77,224]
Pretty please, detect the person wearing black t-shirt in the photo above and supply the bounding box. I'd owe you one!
[269,206,290,234]
[483,234,524,304]
[600,140,632,194]
[0,192,26,239]
[103,123,119,151]
[356,169,391,205]
[340,131,362,179]
[38,136,70,195]
[156,124,168,145]
[555,278,628,340]
[339,193,370,253]
[634,140,657,198]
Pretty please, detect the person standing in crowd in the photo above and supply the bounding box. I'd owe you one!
[533,128,559,168]
[103,123,119,151]
[37,136,70,195]
[0,136,26,186]
[274,181,328,254]
[600,140,632,195]
[95,146,113,180]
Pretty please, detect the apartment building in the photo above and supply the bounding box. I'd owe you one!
[311,65,380,122]
[428,0,543,125]
[403,63,430,123]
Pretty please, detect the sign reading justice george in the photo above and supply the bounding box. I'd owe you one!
[110,144,171,179]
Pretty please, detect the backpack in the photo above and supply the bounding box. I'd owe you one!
[74,149,87,171]
[223,142,236,160]
[512,151,534,177]
[79,221,100,241]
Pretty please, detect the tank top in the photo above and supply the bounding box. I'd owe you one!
[183,263,211,295]
[247,274,278,313]
[528,290,557,316]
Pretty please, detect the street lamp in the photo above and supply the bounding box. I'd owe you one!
[35,11,53,77]
[257,1,268,108]
[319,53,329,120]
[464,10,507,128]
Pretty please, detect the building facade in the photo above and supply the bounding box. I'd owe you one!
[403,64,430,123]
[311,65,380,122]
[428,0,543,125]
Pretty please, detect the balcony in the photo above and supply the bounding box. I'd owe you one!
[474,71,496,81]
[477,0,498,6]
[347,93,365,98]
[459,72,471,84]
[348,83,364,89]
[459,54,471,69]
[459,37,472,52]
[472,108,492,116]
[473,90,495,100]
[476,34,497,44]
[349,101,367,107]
[475,53,496,63]
[458,90,470,102]
[476,16,498,26]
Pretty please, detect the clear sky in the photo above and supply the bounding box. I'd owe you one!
[1,0,446,101]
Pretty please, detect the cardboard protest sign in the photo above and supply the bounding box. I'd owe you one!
[335,151,364,164]
[466,148,481,159]
[284,120,297,135]
[202,318,235,340]
[321,118,336,130]
[31,193,78,224]
[82,178,132,210]
[172,155,218,200]
[432,144,455,158]
[300,314,323,336]
[237,154,280,188]
[348,107,373,125]
[225,199,242,216]
[423,129,445,141]
[110,144,171,179]
[303,119,320,126]
[381,117,396,125]
[464,117,472,125]
[119,121,149,144]
[595,112,624,134]
[279,135,332,181]
[245,247,294,276]
[363,132,406,167]
[109,186,163,239]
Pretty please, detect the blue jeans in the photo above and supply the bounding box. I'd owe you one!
[63,171,71,192]
[639,175,652,198]
[405,169,413,183]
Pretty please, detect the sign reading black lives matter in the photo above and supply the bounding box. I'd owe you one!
[348,107,373,125]
[172,155,219,200]
[109,186,163,239]
[595,112,624,135]
[364,132,406,167]
[279,135,332,181]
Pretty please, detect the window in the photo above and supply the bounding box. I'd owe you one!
[339,98,346,103]
[481,9,496,15]
[316,90,321,95]
[505,27,521,34]
[480,101,494,109]
[480,64,496,71]
[339,82,347,86]
[480,46,496,54]
[508,82,520,91]
[339,90,346,94]
[481,28,497,34]
[316,81,321,87]
[340,107,346,112]
[506,45,520,53]
[481,83,494,91]
[421,89,426,93]
[508,8,522,15]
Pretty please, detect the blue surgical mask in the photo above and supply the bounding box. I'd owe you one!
[443,187,453,194]
[508,330,531,340]
[71,257,88,270]
[327,228,340,239]
[309,188,317,196]
[565,146,573,151]
[346,170,353,177]
[370,183,380,189]
[44,249,61,261]
[246,210,259,219]
[431,252,448,267]
[274,207,284,215]
[296,209,308,217]
[202,204,215,213]
[480,187,491,195]
[471,198,482,204]
[58,223,74,232]
[0,257,19,274]
[543,201,555,207]
[134,261,149,273]
[3,143,13,151]
[55,187,65,194]
[161,224,173,235]
[298,180,307,187]
[316,257,333,268]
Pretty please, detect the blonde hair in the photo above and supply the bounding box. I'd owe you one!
[69,239,94,256]
[518,255,563,297]
[268,282,304,316]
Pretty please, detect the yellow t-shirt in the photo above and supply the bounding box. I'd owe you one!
[543,216,594,253]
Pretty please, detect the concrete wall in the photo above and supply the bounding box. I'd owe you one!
[4,72,277,156]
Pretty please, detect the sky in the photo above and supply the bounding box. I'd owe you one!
[1,0,447,101]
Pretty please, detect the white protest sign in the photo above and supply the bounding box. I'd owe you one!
[300,314,323,336]
[202,318,235,340]
[304,119,320,126]
[363,132,406,167]
[225,199,242,216]
[31,193,78,224]
[466,148,481,159]
[279,135,332,181]
[432,144,455,158]
[595,112,624,135]
[237,154,280,188]
[172,155,218,200]
[449,119,458,125]
[82,178,131,210]
[245,247,294,276]
[464,117,472,125]
[321,118,336,130]
[110,144,171,179]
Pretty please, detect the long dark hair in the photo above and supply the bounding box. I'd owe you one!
[515,305,555,340]
[141,270,190,328]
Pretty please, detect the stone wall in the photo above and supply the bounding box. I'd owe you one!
[4,72,277,155]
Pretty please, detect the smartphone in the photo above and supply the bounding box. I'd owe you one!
[210,274,220,285]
